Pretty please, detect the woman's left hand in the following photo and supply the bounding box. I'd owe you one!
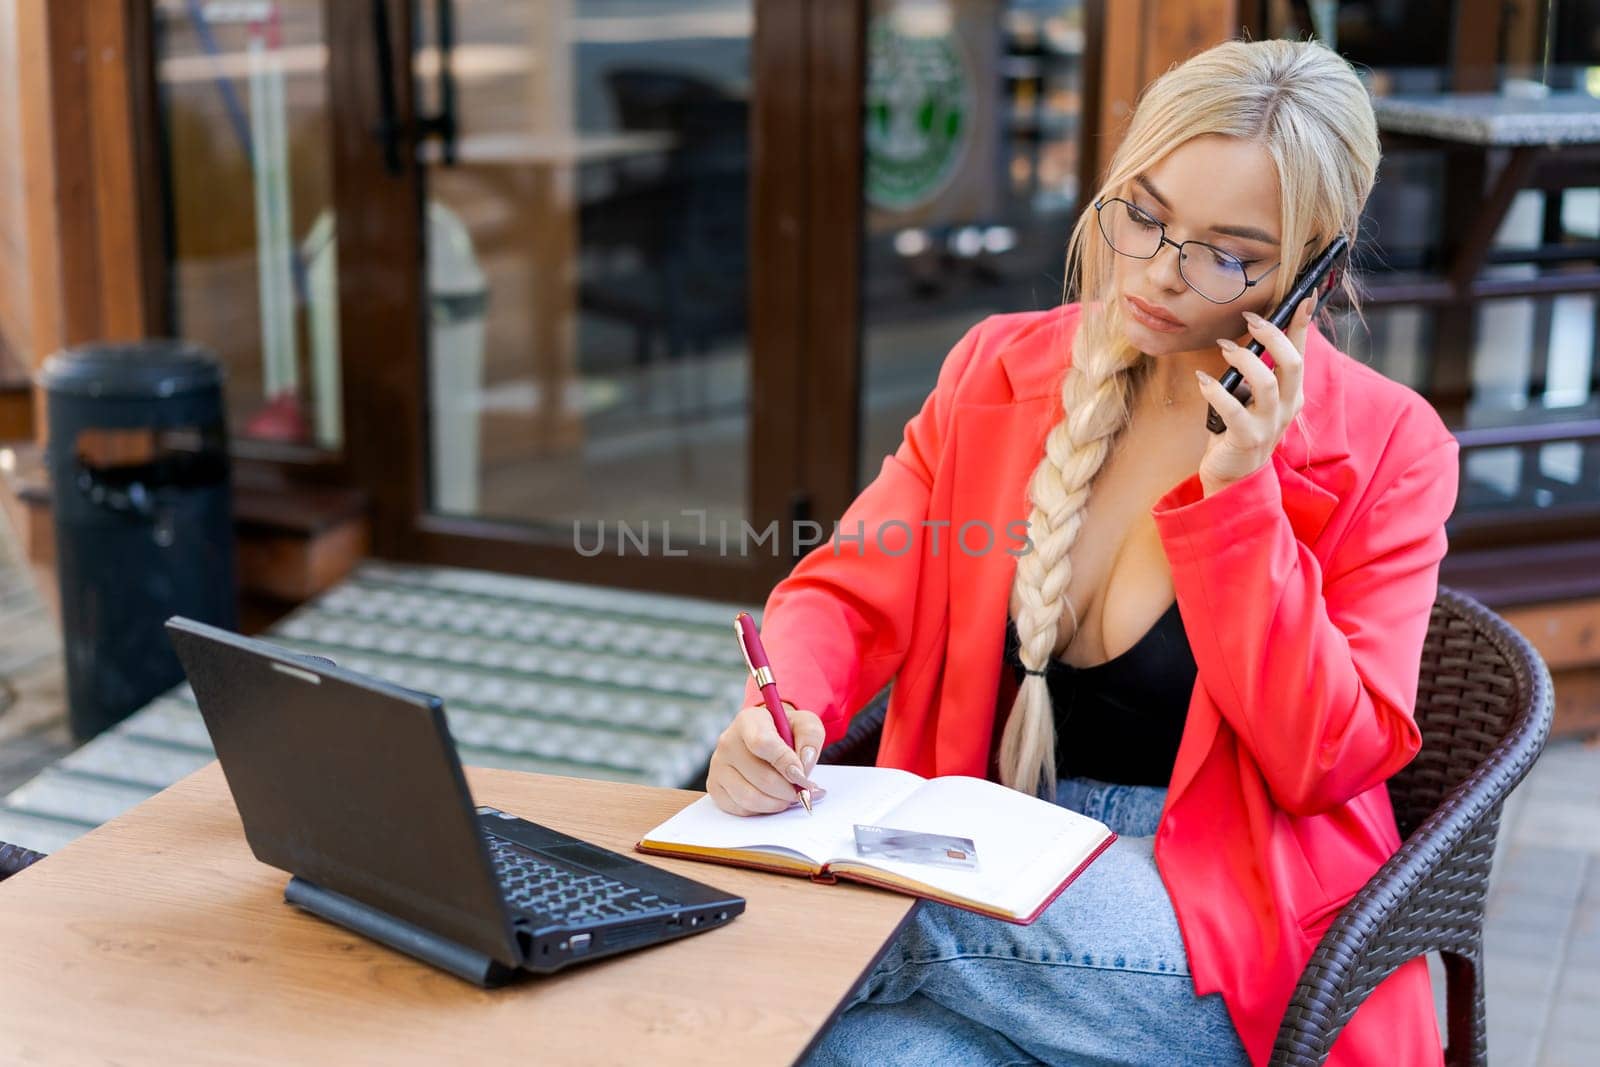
[1193,296,1315,496]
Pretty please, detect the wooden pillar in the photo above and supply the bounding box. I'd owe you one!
[13,0,158,441]
[1452,0,1503,92]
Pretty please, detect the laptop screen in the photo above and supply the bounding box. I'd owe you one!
[165,617,519,966]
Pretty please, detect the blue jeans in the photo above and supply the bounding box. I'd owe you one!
[798,776,1250,1067]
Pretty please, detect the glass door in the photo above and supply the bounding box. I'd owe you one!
[150,0,345,458]
[858,0,1090,487]
[294,0,883,601]
[410,0,787,601]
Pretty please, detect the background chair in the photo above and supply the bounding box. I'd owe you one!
[578,67,749,372]
[816,585,1555,1067]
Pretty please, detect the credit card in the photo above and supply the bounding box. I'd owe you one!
[853,824,979,871]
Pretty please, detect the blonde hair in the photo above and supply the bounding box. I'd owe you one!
[998,38,1380,802]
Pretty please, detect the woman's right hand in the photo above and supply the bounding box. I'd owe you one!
[707,701,827,816]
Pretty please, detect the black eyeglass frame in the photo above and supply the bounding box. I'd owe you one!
[1092,196,1281,304]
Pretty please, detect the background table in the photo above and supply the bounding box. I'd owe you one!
[1365,89,1600,554]
[0,762,915,1066]
[1368,91,1600,421]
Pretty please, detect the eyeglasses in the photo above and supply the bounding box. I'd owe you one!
[1093,197,1280,304]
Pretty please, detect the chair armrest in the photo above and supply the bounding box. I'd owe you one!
[1269,666,1554,1066]
[1271,795,1499,1065]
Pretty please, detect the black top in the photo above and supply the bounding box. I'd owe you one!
[1002,600,1197,786]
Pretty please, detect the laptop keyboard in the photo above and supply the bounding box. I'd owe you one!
[484,834,680,925]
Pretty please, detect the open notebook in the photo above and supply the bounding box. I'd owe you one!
[636,765,1116,924]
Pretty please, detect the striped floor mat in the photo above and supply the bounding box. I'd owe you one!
[0,560,757,854]
[0,505,71,811]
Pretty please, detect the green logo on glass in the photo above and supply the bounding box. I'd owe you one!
[865,16,971,211]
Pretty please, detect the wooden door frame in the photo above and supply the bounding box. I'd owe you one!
[112,0,864,604]
[317,0,869,605]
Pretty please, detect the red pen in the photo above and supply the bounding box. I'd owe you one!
[734,612,814,814]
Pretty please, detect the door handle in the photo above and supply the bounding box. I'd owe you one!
[414,0,459,165]
[370,0,404,176]
[370,0,458,173]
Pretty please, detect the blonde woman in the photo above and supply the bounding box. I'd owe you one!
[708,38,1457,1067]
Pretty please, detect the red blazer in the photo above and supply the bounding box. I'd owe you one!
[742,303,1460,1066]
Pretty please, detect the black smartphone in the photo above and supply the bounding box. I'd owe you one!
[1205,234,1350,434]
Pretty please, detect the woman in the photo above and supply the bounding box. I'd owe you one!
[707,38,1457,1067]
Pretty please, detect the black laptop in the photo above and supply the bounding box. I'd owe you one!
[165,616,745,987]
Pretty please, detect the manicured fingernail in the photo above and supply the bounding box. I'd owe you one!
[785,763,809,785]
[1242,311,1263,324]
[801,746,817,773]
[1216,337,1239,350]
[1195,369,1212,383]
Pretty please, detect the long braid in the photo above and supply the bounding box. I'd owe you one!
[990,37,1377,801]
[999,333,1144,802]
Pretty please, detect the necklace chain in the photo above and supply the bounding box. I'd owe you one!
[1140,358,1179,408]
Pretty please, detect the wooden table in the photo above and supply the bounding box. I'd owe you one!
[0,763,915,1066]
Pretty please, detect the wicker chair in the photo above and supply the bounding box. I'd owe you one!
[816,585,1554,1067]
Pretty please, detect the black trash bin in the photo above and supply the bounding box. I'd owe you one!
[40,341,237,741]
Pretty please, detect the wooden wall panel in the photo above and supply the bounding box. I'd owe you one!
[1090,0,1238,189]
[1452,0,1502,92]
[0,0,32,377]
